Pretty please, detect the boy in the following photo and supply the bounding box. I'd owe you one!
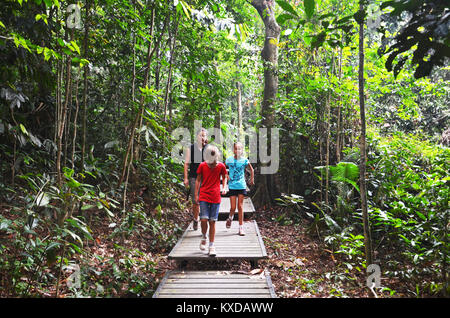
[194,145,227,256]
[225,142,254,236]
[184,128,208,230]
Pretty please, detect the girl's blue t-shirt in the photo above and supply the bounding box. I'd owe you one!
[225,156,249,190]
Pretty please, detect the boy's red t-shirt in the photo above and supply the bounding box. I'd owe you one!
[196,162,227,204]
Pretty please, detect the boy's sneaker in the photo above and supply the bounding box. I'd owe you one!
[193,219,198,231]
[209,246,217,257]
[226,216,232,229]
[239,226,245,236]
[199,239,207,251]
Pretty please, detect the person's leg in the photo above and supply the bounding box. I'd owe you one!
[199,201,208,250]
[208,203,220,256]
[237,194,245,236]
[209,220,216,243]
[189,178,200,230]
[227,195,237,228]
[237,194,244,226]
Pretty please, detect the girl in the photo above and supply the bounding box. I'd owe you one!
[195,145,227,256]
[225,142,254,236]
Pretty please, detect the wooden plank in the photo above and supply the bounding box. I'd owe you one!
[160,288,268,294]
[158,294,272,298]
[153,270,275,298]
[168,220,267,261]
[218,197,255,214]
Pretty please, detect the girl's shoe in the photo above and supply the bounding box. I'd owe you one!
[199,239,207,251]
[226,216,232,229]
[239,226,245,236]
[209,246,217,256]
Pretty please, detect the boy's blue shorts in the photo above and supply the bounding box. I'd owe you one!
[199,201,220,221]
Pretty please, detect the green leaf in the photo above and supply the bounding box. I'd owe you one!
[276,0,298,17]
[276,13,296,25]
[69,41,80,55]
[36,192,50,207]
[304,0,315,19]
[19,124,28,135]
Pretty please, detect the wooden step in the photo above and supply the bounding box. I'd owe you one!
[153,270,276,298]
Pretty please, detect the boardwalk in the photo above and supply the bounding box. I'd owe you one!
[168,220,267,262]
[154,195,275,298]
[218,197,255,218]
[153,270,276,298]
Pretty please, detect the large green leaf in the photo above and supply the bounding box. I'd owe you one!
[304,0,315,19]
[276,0,298,17]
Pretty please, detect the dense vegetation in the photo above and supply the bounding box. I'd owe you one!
[0,0,448,297]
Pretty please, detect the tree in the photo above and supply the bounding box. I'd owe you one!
[249,0,281,207]
[356,0,374,267]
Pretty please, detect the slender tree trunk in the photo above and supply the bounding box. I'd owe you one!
[236,43,243,140]
[325,51,336,207]
[56,30,73,187]
[163,13,180,122]
[120,6,155,186]
[358,1,373,267]
[81,0,91,172]
[250,0,281,208]
[336,41,343,162]
[71,75,80,171]
[119,8,169,186]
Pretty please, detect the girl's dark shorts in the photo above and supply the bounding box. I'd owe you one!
[228,189,247,197]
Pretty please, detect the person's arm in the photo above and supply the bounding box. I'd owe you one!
[247,162,254,186]
[221,166,228,195]
[183,147,191,187]
[194,173,202,204]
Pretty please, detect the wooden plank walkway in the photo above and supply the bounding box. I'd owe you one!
[154,195,275,298]
[153,270,276,298]
[169,220,267,261]
[218,197,255,219]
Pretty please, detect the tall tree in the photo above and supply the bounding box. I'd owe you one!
[249,0,281,207]
[356,0,373,267]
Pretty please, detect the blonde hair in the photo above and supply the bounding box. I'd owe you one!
[204,144,220,164]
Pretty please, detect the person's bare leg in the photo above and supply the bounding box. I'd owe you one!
[226,196,236,228]
[193,203,199,220]
[199,218,208,250]
[229,196,236,219]
[208,220,217,256]
[237,194,244,226]
[209,220,216,243]
[201,219,208,236]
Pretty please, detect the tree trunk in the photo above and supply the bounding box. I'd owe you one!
[358,1,373,267]
[81,0,91,172]
[119,8,169,186]
[163,13,180,122]
[56,29,73,187]
[336,41,343,162]
[236,43,243,140]
[250,0,281,208]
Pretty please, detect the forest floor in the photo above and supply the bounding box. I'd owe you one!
[0,189,396,298]
[154,200,373,298]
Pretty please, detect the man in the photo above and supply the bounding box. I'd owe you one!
[184,128,208,230]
